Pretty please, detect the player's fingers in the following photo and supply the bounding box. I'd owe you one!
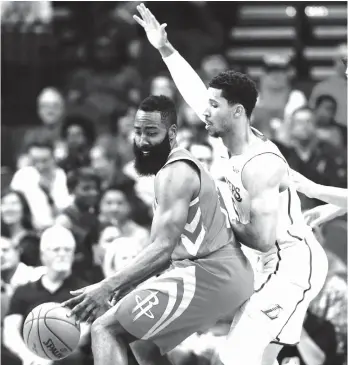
[70,288,85,296]
[79,303,96,323]
[141,3,151,23]
[136,4,147,24]
[86,307,99,324]
[133,15,146,28]
[61,295,83,309]
[69,299,89,319]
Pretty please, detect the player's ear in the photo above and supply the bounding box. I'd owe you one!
[168,124,177,140]
[233,105,243,118]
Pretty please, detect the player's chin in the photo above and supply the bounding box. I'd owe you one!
[208,128,221,138]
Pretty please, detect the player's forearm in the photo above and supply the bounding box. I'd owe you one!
[160,41,207,119]
[320,204,346,221]
[231,221,274,253]
[312,185,348,209]
[102,239,171,293]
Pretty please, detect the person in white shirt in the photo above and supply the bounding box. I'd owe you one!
[11,139,71,231]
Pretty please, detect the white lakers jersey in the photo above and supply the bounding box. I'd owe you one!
[221,129,309,251]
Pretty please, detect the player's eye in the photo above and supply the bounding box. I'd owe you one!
[147,132,157,137]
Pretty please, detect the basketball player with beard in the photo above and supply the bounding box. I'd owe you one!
[134,4,329,365]
[63,95,253,365]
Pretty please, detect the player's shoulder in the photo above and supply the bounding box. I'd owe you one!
[242,151,288,191]
[155,159,200,197]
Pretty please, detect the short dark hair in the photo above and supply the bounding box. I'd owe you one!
[139,95,177,127]
[188,140,213,153]
[315,95,337,109]
[67,167,101,193]
[61,115,96,146]
[209,71,258,119]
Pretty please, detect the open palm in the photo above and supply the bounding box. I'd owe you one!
[133,3,168,49]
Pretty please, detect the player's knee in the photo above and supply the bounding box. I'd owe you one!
[91,308,127,340]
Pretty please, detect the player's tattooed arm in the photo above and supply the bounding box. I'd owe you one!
[134,3,208,121]
[231,154,288,253]
[102,161,200,293]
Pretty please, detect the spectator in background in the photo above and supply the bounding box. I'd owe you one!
[188,140,214,173]
[149,73,177,100]
[18,88,66,169]
[199,52,229,85]
[1,236,45,315]
[1,236,45,365]
[95,105,136,170]
[1,189,40,267]
[103,236,144,279]
[276,107,347,210]
[90,145,120,190]
[310,43,347,128]
[3,226,92,365]
[98,183,149,240]
[11,138,71,231]
[56,167,101,283]
[313,94,347,149]
[57,115,96,174]
[252,54,307,141]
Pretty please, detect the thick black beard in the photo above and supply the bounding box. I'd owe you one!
[133,133,171,176]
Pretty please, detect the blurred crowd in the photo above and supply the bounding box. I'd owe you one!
[1,2,347,365]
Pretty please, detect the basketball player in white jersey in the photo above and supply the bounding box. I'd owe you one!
[134,5,328,365]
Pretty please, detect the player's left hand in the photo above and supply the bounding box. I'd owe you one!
[62,282,112,323]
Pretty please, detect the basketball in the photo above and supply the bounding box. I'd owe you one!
[23,302,81,360]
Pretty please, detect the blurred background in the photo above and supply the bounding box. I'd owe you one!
[1,2,347,365]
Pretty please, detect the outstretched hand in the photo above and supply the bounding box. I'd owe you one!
[133,3,168,49]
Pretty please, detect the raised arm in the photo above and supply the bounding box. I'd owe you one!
[134,3,208,121]
[231,154,288,252]
[291,169,348,209]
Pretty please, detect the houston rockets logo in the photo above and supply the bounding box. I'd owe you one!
[132,290,159,322]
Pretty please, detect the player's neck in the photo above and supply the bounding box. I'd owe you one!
[222,124,257,156]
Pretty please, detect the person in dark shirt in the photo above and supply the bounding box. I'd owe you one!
[275,106,347,210]
[313,94,347,149]
[3,226,92,365]
[56,167,102,283]
[58,115,96,175]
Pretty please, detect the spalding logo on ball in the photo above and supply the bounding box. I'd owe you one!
[23,302,81,360]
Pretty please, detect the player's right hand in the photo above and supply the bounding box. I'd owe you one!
[133,3,168,49]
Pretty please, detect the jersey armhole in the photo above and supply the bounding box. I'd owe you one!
[240,152,288,192]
